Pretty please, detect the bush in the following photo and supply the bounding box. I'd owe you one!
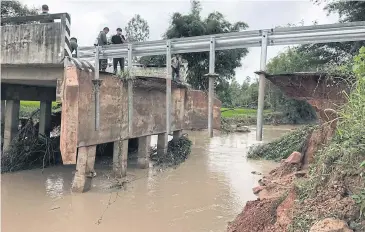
[247,125,317,161]
[150,135,192,167]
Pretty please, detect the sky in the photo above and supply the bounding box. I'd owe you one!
[21,0,339,83]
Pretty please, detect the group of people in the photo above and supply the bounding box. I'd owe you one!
[95,27,127,74]
[39,5,182,79]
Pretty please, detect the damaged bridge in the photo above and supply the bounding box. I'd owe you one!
[1,13,221,192]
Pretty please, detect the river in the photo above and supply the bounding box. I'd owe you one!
[1,125,295,232]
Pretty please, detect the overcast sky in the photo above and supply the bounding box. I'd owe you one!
[21,0,339,83]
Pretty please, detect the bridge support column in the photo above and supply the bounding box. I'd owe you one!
[3,100,20,151]
[173,130,182,141]
[137,136,151,169]
[256,31,268,141]
[1,100,5,124]
[157,133,168,157]
[113,139,128,178]
[1,100,5,145]
[72,145,96,193]
[39,101,52,137]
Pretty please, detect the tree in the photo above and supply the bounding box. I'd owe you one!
[1,0,38,17]
[124,14,150,42]
[300,1,365,65]
[141,0,249,94]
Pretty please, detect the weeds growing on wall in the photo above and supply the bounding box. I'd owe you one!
[288,47,365,231]
[150,134,192,167]
[247,125,317,161]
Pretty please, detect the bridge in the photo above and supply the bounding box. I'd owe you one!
[1,13,365,192]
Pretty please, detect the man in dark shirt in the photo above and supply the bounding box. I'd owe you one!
[111,28,126,74]
[39,4,54,23]
[70,37,78,58]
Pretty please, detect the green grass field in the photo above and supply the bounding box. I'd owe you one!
[20,101,59,118]
[221,107,271,118]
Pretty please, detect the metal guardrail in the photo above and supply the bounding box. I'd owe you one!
[78,21,365,59]
[79,20,365,141]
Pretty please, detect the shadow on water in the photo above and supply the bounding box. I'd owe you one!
[1,125,295,232]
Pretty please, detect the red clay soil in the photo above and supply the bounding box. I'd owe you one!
[227,124,338,232]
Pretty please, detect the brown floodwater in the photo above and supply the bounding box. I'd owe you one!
[1,125,295,232]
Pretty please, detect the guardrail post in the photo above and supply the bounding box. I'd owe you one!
[127,44,133,137]
[256,31,268,141]
[208,37,216,138]
[93,46,101,131]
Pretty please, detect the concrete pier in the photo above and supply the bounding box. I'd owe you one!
[173,130,182,141]
[3,100,20,151]
[137,136,151,169]
[72,145,97,193]
[113,140,129,178]
[1,100,5,124]
[39,101,52,137]
[157,133,168,157]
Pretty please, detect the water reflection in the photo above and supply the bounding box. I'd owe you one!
[2,125,295,232]
[45,175,65,199]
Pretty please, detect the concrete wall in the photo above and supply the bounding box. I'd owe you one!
[1,23,65,66]
[60,66,221,164]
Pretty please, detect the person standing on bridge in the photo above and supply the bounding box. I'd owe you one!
[111,28,127,74]
[95,27,110,72]
[39,4,54,23]
[70,37,78,58]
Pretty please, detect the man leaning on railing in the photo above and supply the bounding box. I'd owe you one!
[94,27,110,72]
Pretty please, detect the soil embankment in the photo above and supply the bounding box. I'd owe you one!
[228,72,365,231]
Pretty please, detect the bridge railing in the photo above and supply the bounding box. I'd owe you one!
[77,20,365,140]
[1,13,71,65]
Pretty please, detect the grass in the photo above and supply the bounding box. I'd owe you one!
[221,107,271,118]
[288,47,365,231]
[20,101,59,118]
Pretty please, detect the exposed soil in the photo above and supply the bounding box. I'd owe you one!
[227,123,363,232]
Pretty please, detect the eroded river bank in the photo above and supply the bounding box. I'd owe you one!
[1,125,295,232]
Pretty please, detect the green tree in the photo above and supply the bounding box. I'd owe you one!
[125,14,150,42]
[300,1,365,64]
[141,0,249,93]
[1,0,38,17]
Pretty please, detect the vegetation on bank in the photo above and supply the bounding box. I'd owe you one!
[150,135,192,168]
[289,47,365,231]
[247,125,317,161]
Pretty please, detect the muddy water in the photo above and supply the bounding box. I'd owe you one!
[1,125,295,232]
